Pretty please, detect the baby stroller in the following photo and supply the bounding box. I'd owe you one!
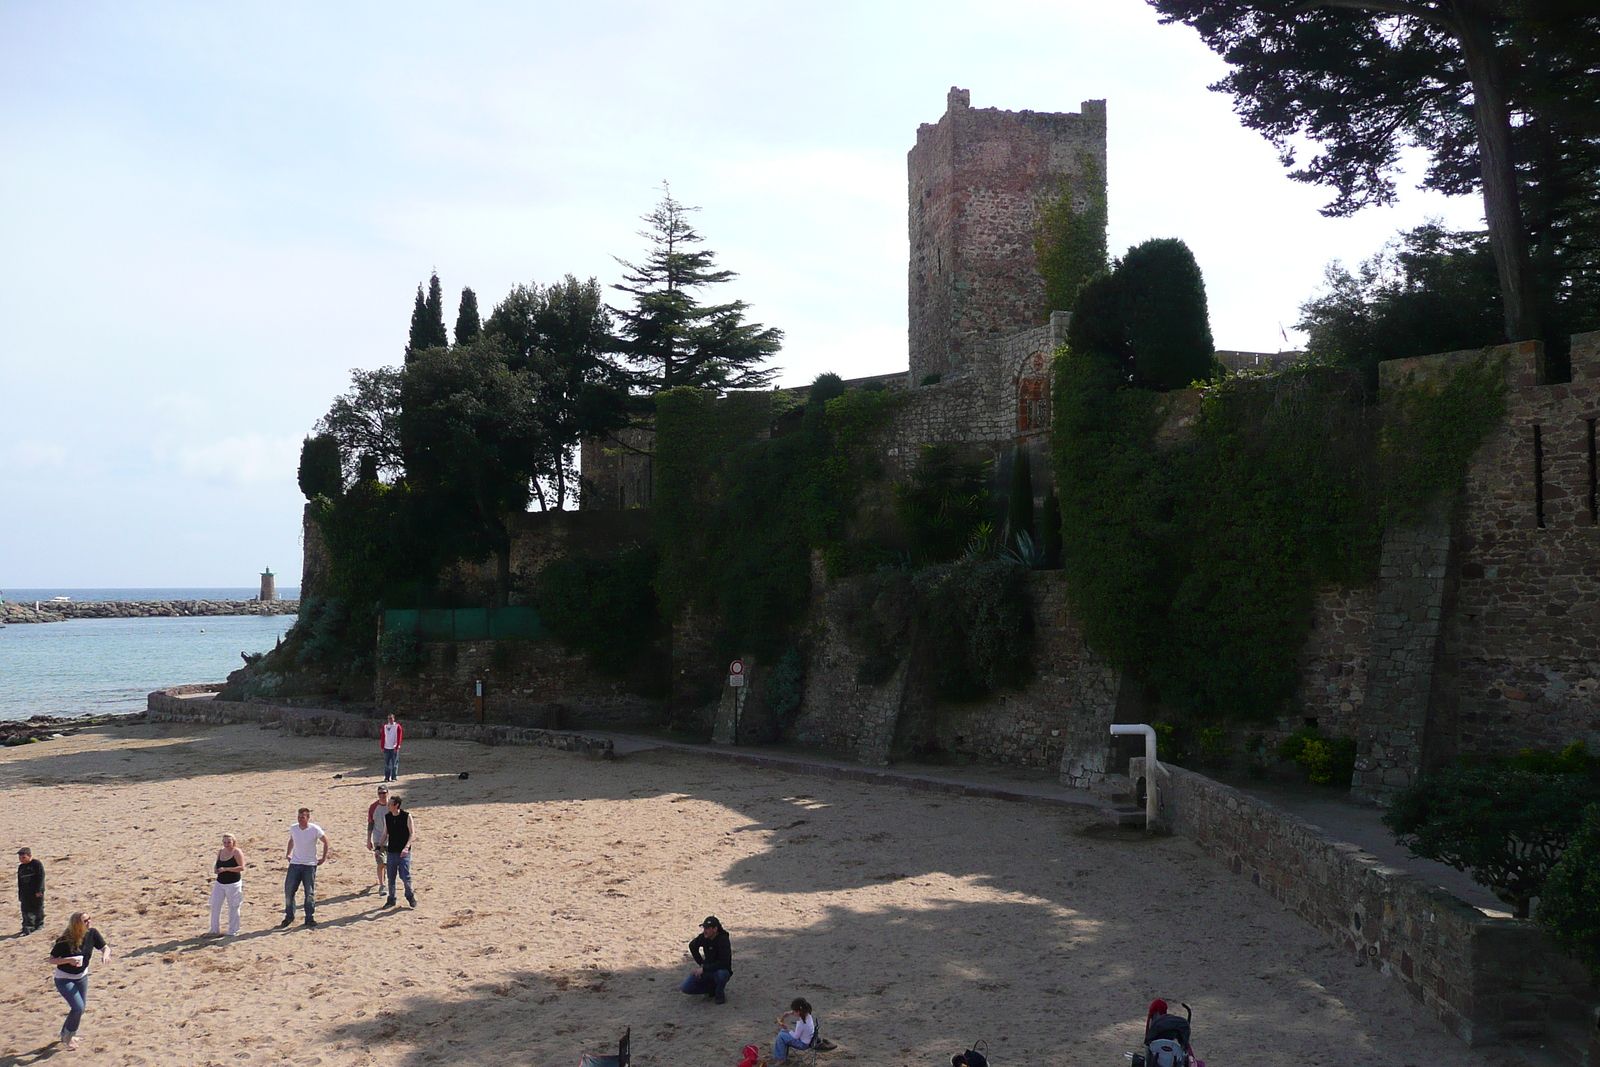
[1125,1001,1202,1067]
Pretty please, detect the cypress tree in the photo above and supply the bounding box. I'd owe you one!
[1006,447,1036,542]
[406,272,449,360]
[455,286,481,345]
[1040,487,1062,568]
[1119,238,1214,391]
[297,434,343,500]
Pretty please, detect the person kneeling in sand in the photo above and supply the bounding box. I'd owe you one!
[763,997,815,1064]
[679,915,732,1003]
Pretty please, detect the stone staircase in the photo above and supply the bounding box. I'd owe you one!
[1091,773,1147,828]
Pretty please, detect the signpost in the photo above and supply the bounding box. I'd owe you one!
[728,659,746,687]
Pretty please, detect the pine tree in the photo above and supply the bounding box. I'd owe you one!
[297,434,344,500]
[611,187,782,392]
[455,287,481,345]
[1119,238,1214,390]
[406,272,449,360]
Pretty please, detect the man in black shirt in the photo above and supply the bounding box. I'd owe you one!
[679,915,733,1003]
[17,847,44,935]
[379,795,417,909]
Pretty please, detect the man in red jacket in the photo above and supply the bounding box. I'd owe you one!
[381,715,404,781]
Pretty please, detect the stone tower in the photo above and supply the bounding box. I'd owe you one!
[908,88,1107,385]
[259,567,276,602]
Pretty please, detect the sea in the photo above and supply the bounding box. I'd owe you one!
[0,588,300,723]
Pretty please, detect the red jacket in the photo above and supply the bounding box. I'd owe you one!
[380,722,404,749]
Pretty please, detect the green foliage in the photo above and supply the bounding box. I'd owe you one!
[407,272,448,359]
[912,560,1034,701]
[298,434,343,500]
[767,648,807,725]
[1120,238,1216,390]
[1005,448,1035,543]
[893,445,993,565]
[1067,239,1216,391]
[1299,225,1505,393]
[454,287,481,345]
[1379,350,1508,525]
[1385,751,1600,917]
[653,378,899,660]
[611,187,782,391]
[1039,488,1062,569]
[378,627,423,675]
[1277,727,1357,786]
[534,547,661,675]
[1537,803,1600,982]
[1034,155,1108,316]
[839,572,914,686]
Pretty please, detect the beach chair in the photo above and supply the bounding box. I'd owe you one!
[578,1027,629,1067]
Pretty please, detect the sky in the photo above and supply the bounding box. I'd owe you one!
[0,0,1484,587]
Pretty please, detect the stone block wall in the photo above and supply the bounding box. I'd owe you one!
[1290,584,1374,742]
[374,639,664,730]
[1436,333,1600,761]
[790,567,1119,773]
[908,87,1105,383]
[1146,758,1594,1047]
[429,509,653,606]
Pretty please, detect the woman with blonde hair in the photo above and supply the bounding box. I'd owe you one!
[46,911,111,1050]
[207,833,246,937]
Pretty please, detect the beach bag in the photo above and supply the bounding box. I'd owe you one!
[737,1044,760,1067]
[956,1051,988,1067]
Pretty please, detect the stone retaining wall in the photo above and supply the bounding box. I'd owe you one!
[147,689,614,759]
[1140,757,1593,1047]
[6,600,299,624]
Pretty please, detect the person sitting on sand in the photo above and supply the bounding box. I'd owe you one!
[206,833,246,937]
[764,997,815,1064]
[679,915,733,1004]
[47,910,111,1051]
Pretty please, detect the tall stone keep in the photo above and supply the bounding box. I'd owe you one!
[908,88,1106,385]
[259,567,276,602]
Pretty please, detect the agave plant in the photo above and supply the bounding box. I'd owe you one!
[1000,529,1047,569]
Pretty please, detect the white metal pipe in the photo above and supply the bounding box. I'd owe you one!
[1109,724,1159,830]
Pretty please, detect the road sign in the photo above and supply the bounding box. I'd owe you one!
[729,659,745,687]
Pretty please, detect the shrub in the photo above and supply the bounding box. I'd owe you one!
[1537,803,1600,980]
[377,628,423,675]
[535,547,660,675]
[912,559,1033,701]
[1384,757,1600,917]
[1277,727,1357,787]
[894,444,993,565]
[767,648,806,725]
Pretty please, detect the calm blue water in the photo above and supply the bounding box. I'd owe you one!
[4,587,301,603]
[0,613,297,721]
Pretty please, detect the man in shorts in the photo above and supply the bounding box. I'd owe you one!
[280,807,329,929]
[366,786,389,893]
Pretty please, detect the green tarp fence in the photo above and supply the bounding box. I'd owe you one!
[383,607,545,641]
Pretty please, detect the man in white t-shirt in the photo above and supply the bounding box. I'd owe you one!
[381,715,404,782]
[279,807,329,930]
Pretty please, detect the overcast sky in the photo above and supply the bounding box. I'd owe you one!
[0,0,1482,587]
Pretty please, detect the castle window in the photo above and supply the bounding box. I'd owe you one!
[1017,377,1049,432]
[1534,424,1546,528]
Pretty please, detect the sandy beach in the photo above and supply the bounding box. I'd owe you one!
[0,722,1513,1067]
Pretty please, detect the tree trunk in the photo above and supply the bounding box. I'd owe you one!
[1452,0,1539,343]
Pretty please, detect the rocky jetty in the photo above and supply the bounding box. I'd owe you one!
[1,711,148,746]
[3,599,300,624]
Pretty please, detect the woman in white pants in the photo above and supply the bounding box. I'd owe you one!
[207,834,245,936]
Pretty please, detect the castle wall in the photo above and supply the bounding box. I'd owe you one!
[790,566,1119,773]
[1354,334,1600,801]
[909,88,1105,384]
[429,509,653,606]
[579,426,656,510]
[1292,584,1375,742]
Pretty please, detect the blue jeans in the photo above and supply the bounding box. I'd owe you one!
[55,975,88,1036]
[284,863,317,920]
[386,851,414,900]
[774,1031,811,1061]
[384,748,400,779]
[679,968,731,998]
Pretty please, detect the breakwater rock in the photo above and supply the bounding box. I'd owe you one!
[3,599,300,624]
[2,711,148,746]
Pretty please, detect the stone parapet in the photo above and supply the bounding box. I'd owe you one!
[146,688,615,758]
[1141,757,1594,1048]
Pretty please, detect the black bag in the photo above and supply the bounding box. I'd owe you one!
[953,1050,988,1067]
